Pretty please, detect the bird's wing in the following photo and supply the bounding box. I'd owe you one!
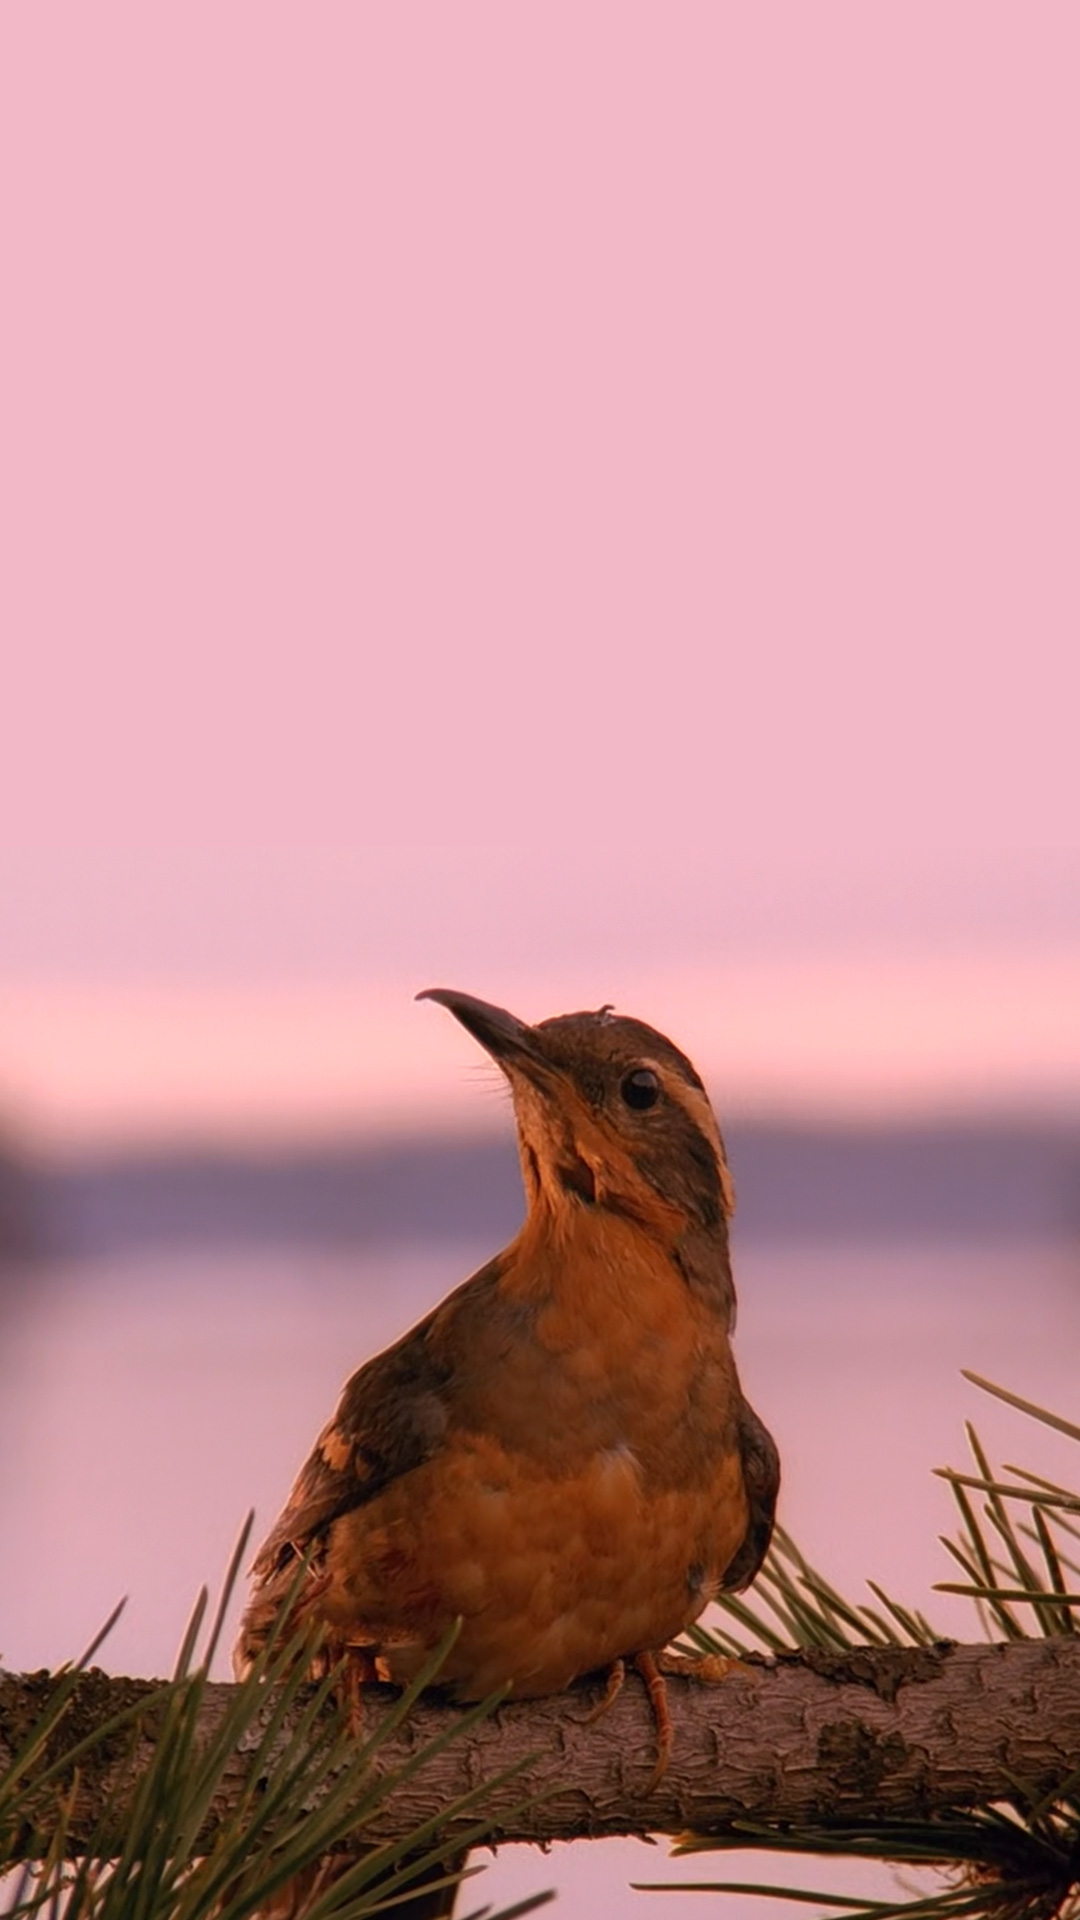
[250,1256,503,1581]
[720,1396,780,1592]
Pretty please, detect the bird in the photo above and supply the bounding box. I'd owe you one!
[235,989,779,1917]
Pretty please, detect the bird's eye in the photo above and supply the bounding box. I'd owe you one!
[621,1067,660,1110]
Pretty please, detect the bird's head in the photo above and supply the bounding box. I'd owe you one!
[418,988,735,1257]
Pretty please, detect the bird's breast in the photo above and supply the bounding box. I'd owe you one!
[466,1208,743,1479]
[324,1421,749,1698]
[318,1212,749,1697]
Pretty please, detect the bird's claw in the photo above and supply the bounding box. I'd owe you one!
[579,1656,627,1724]
[654,1648,746,1685]
[633,1650,674,1795]
[631,1647,747,1794]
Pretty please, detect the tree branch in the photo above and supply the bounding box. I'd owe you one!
[4,1641,1079,1856]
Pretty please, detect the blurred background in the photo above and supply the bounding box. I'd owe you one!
[1,5,1078,1916]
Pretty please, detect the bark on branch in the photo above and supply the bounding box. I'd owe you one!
[3,1641,1079,1855]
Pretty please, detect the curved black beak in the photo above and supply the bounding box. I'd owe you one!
[416,988,543,1070]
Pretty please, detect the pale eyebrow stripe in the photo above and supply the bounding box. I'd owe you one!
[652,1064,737,1220]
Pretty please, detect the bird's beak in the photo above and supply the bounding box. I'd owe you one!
[416,988,549,1077]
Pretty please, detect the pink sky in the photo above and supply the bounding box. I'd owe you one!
[2,950,1080,1147]
[3,38,1078,1920]
[1,6,1077,1129]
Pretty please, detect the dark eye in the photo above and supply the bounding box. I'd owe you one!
[621,1067,660,1110]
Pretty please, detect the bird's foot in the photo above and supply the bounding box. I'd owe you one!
[633,1650,674,1796]
[579,1656,627,1724]
[630,1649,747,1794]
[578,1652,671,1794]
[336,1645,381,1737]
[653,1648,746,1684]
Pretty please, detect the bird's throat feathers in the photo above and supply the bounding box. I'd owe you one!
[507,1075,738,1325]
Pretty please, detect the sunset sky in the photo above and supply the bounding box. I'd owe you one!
[1,5,1077,1146]
[2,33,1078,1920]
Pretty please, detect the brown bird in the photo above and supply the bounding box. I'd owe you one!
[236,990,778,1915]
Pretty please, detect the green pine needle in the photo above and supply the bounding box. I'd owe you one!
[2,1522,553,1920]
[658,1375,1080,1920]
